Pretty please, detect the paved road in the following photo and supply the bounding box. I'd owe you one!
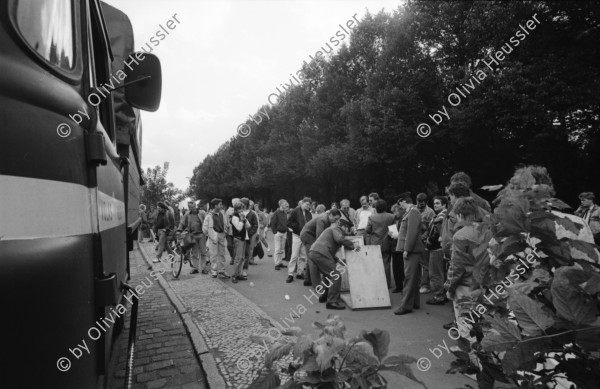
[229,234,473,389]
[138,231,472,389]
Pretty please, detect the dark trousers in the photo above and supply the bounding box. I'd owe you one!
[242,233,258,270]
[420,250,430,288]
[391,251,405,290]
[284,230,292,261]
[303,242,313,283]
[398,252,421,311]
[226,235,234,258]
[382,250,392,288]
[308,251,341,304]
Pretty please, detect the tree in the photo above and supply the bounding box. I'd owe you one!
[190,1,600,209]
[141,162,184,207]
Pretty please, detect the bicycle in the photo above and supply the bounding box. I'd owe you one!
[170,231,191,278]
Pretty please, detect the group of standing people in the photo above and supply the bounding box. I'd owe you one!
[139,198,271,281]
[137,170,600,318]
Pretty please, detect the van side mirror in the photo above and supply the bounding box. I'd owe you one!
[123,52,162,112]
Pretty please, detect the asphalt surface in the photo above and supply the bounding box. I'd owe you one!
[228,234,473,389]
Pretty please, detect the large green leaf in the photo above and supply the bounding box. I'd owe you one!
[494,195,530,236]
[265,343,294,368]
[569,240,600,265]
[340,342,379,367]
[292,335,314,359]
[547,198,572,210]
[531,268,552,282]
[381,354,417,365]
[563,260,600,295]
[501,337,551,376]
[380,362,427,388]
[491,235,528,261]
[360,329,390,361]
[248,369,281,389]
[315,337,346,371]
[481,315,522,352]
[582,273,600,295]
[507,290,555,337]
[275,380,304,389]
[551,267,599,327]
[301,355,319,372]
[554,216,582,237]
[575,326,600,351]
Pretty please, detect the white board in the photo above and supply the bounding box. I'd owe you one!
[339,245,391,310]
[337,236,364,292]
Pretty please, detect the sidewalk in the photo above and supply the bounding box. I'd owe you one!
[108,248,208,389]
[138,241,293,388]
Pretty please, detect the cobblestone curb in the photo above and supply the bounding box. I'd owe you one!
[137,246,227,389]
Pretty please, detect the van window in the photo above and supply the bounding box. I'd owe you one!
[14,0,75,70]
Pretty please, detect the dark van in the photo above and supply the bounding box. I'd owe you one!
[0,1,161,387]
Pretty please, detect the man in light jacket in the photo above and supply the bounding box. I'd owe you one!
[270,199,289,270]
[203,198,229,279]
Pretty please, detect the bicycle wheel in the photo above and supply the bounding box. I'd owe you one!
[172,250,183,278]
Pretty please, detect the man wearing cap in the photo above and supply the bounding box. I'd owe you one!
[308,218,360,310]
[416,193,436,294]
[394,192,424,315]
[286,197,313,283]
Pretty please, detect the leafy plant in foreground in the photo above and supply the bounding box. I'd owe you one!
[448,166,600,389]
[248,315,426,389]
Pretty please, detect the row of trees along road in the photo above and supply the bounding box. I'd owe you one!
[190,1,600,210]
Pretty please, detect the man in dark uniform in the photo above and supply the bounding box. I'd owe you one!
[394,192,424,315]
[300,209,342,286]
[308,218,360,310]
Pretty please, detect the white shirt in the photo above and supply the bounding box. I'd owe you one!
[356,207,372,230]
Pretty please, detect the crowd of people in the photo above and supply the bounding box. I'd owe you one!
[137,171,600,319]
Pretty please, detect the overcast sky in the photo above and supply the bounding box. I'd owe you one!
[103,0,402,190]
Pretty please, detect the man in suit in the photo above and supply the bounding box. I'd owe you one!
[394,192,424,315]
[366,199,395,288]
[286,197,313,283]
[416,193,436,294]
[308,218,360,310]
[389,203,405,293]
